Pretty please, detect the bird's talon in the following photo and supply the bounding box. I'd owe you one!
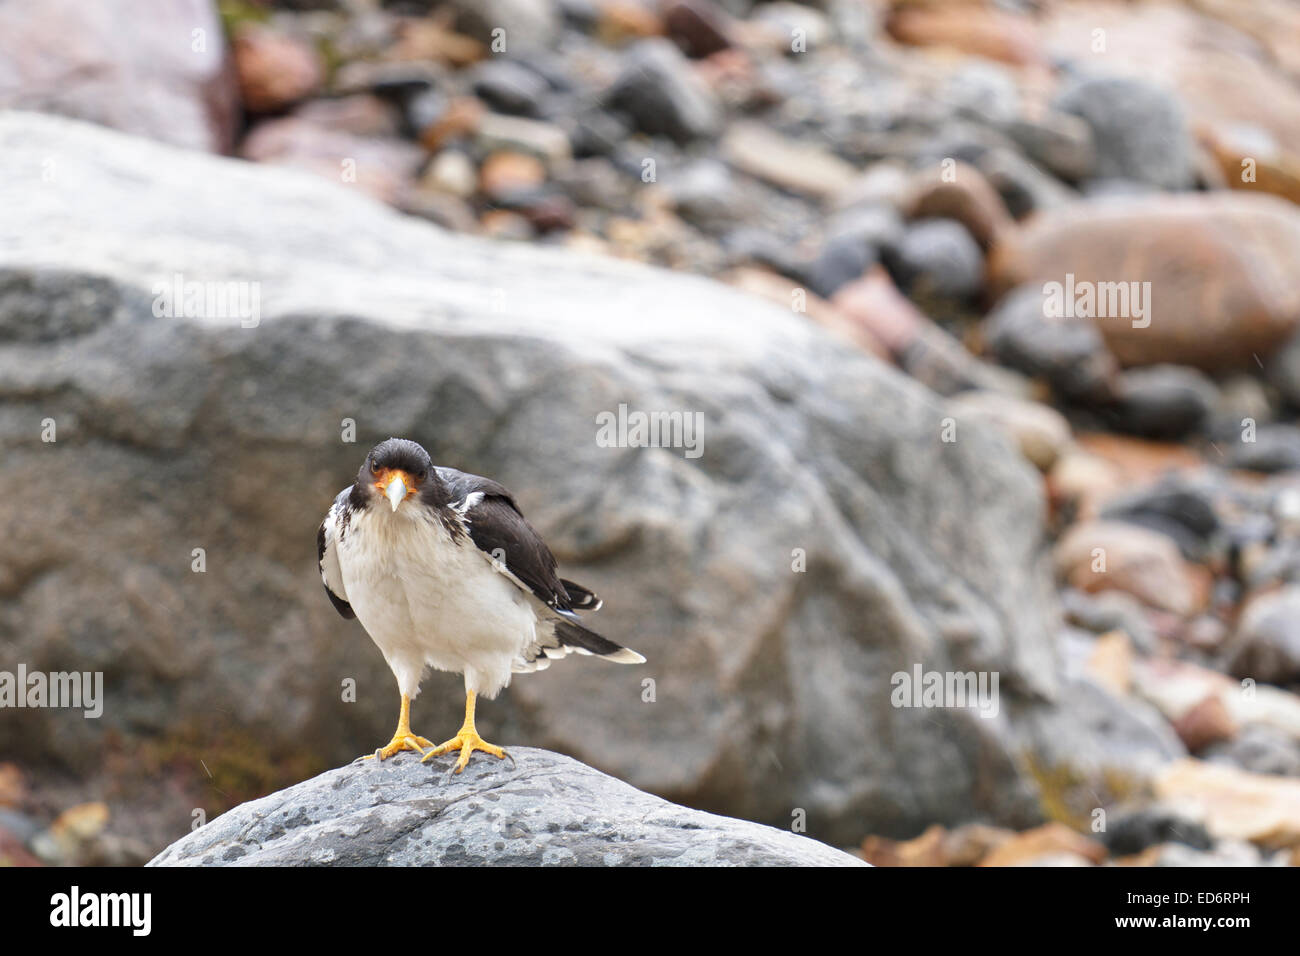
[362,733,434,761]
[420,729,506,772]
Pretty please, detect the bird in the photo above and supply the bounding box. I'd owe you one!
[317,437,645,772]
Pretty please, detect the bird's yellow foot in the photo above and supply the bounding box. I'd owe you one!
[363,733,435,761]
[420,729,507,773]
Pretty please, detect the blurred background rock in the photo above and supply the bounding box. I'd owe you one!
[1,0,1299,867]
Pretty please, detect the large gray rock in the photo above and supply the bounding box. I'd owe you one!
[0,0,238,153]
[147,749,867,866]
[0,111,1076,852]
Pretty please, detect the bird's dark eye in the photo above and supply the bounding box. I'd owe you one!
[370,458,379,474]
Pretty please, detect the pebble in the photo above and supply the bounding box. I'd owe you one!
[1053,74,1195,190]
[604,38,723,143]
[886,219,985,306]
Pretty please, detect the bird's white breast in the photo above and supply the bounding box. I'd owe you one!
[336,503,538,699]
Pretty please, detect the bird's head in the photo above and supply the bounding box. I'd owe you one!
[358,438,434,512]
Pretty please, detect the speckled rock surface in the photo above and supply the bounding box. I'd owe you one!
[148,749,866,867]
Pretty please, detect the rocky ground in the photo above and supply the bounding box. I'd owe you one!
[2,0,1300,867]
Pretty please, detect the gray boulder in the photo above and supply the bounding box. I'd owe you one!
[0,0,238,153]
[1053,75,1194,190]
[0,111,1073,852]
[148,749,867,866]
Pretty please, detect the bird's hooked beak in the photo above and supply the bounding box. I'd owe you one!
[383,473,409,512]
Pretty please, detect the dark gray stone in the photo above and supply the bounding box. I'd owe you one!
[887,218,984,304]
[1266,327,1300,410]
[982,284,1117,403]
[1229,425,1300,473]
[805,233,876,298]
[1098,804,1213,856]
[604,39,722,143]
[1107,365,1217,439]
[470,60,550,117]
[1100,480,1221,563]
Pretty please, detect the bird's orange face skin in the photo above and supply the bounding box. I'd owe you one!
[373,468,420,501]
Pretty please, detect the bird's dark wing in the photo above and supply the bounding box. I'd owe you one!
[436,467,579,613]
[317,488,355,619]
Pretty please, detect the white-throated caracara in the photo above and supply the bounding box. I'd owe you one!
[317,438,644,772]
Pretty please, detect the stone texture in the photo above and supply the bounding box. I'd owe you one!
[148,750,865,866]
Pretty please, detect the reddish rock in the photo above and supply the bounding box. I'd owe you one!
[830,268,924,356]
[887,6,1047,67]
[901,161,1013,250]
[0,762,25,808]
[861,821,1017,867]
[418,96,485,152]
[989,194,1300,371]
[860,824,947,867]
[232,23,324,114]
[941,823,1016,867]
[479,150,546,200]
[663,0,736,58]
[832,268,1017,394]
[1054,520,1200,616]
[979,823,1107,867]
[1172,694,1237,752]
[0,826,41,867]
[1201,127,1300,208]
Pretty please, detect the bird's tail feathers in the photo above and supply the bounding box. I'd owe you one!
[554,619,645,664]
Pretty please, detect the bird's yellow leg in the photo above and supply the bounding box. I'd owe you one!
[364,694,435,760]
[421,691,507,773]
